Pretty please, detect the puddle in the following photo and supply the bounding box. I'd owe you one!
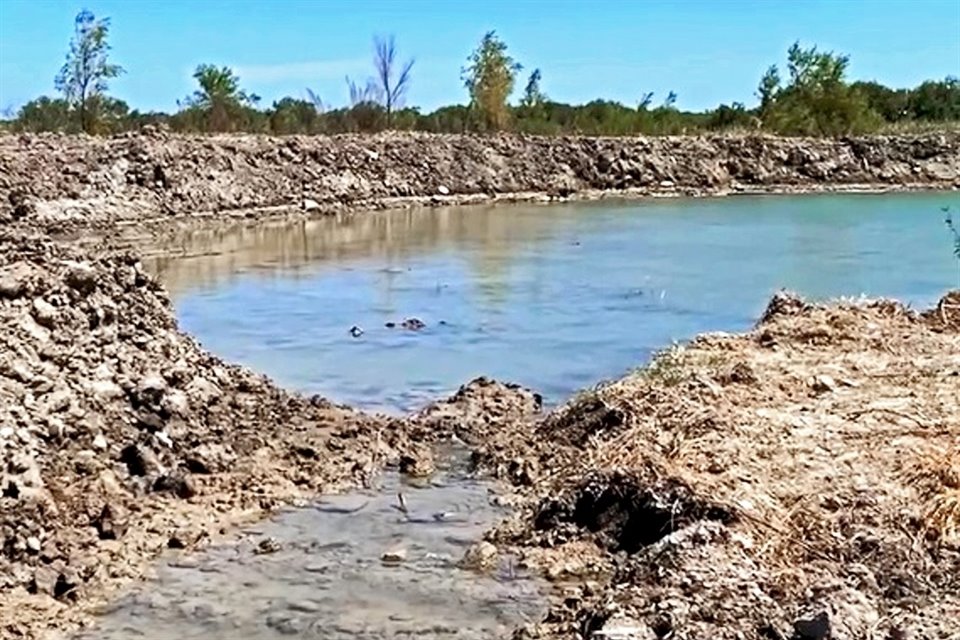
[74,453,545,639]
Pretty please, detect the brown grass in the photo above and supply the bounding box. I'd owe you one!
[505,292,960,639]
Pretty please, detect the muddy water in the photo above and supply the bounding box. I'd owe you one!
[145,192,958,413]
[75,452,544,639]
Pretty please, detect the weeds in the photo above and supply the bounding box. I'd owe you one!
[945,206,960,288]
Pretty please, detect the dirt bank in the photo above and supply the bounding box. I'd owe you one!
[0,230,467,638]
[457,292,960,640]
[1,131,958,232]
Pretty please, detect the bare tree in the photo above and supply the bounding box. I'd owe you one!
[373,35,414,126]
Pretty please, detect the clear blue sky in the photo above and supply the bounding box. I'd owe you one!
[1,0,958,115]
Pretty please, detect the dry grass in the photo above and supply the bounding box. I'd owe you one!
[509,291,960,639]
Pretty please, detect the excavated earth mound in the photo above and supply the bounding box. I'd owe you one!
[0,231,458,638]
[1,131,958,230]
[473,292,960,640]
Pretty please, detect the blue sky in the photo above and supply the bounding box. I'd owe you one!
[1,0,958,115]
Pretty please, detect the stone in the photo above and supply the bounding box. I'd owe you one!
[92,433,108,450]
[460,541,498,570]
[303,198,321,211]
[25,536,41,554]
[812,374,838,393]
[380,547,407,564]
[161,389,189,416]
[793,611,831,640]
[0,263,33,298]
[89,379,123,401]
[400,317,426,331]
[64,261,98,294]
[153,473,197,499]
[93,503,127,540]
[256,537,282,554]
[31,298,58,329]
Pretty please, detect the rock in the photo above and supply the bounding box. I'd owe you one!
[398,448,435,477]
[593,616,657,640]
[92,433,108,450]
[186,376,221,405]
[811,374,838,393]
[256,537,282,554]
[138,373,167,397]
[793,611,831,640]
[460,541,498,570]
[64,262,98,294]
[160,389,189,416]
[8,190,33,218]
[25,536,41,554]
[28,566,58,596]
[93,503,127,540]
[119,444,162,477]
[401,317,426,331]
[31,298,58,328]
[0,263,33,298]
[303,198,321,211]
[380,547,407,564]
[89,379,123,401]
[153,473,197,499]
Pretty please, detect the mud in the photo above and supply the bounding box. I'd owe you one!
[470,292,960,640]
[68,454,546,640]
[1,131,958,235]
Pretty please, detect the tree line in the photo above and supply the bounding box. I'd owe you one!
[5,10,959,137]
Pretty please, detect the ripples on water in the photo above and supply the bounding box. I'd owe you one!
[145,192,957,413]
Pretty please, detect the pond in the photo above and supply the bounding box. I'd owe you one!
[146,192,958,414]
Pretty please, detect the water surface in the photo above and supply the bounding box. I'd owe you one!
[146,192,958,413]
[76,455,543,639]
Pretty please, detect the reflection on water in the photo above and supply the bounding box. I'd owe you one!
[75,455,545,640]
[145,193,957,413]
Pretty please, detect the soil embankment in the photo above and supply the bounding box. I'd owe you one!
[460,292,960,639]
[1,131,958,231]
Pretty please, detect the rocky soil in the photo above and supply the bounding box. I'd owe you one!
[458,292,960,640]
[1,131,958,232]
[0,230,461,638]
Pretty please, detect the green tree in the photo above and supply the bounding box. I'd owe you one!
[373,35,415,127]
[756,65,780,119]
[760,42,880,135]
[181,64,258,132]
[461,31,522,131]
[14,97,74,132]
[54,10,124,133]
[908,77,960,121]
[269,97,320,134]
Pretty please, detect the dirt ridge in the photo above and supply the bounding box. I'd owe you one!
[1,131,958,229]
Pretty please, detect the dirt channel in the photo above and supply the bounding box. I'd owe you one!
[0,132,958,639]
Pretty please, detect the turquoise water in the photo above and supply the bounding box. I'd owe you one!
[147,192,959,413]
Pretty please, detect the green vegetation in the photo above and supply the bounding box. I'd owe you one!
[945,207,960,287]
[53,9,124,133]
[461,31,522,131]
[9,11,960,137]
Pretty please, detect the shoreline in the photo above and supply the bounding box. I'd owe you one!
[1,132,959,639]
